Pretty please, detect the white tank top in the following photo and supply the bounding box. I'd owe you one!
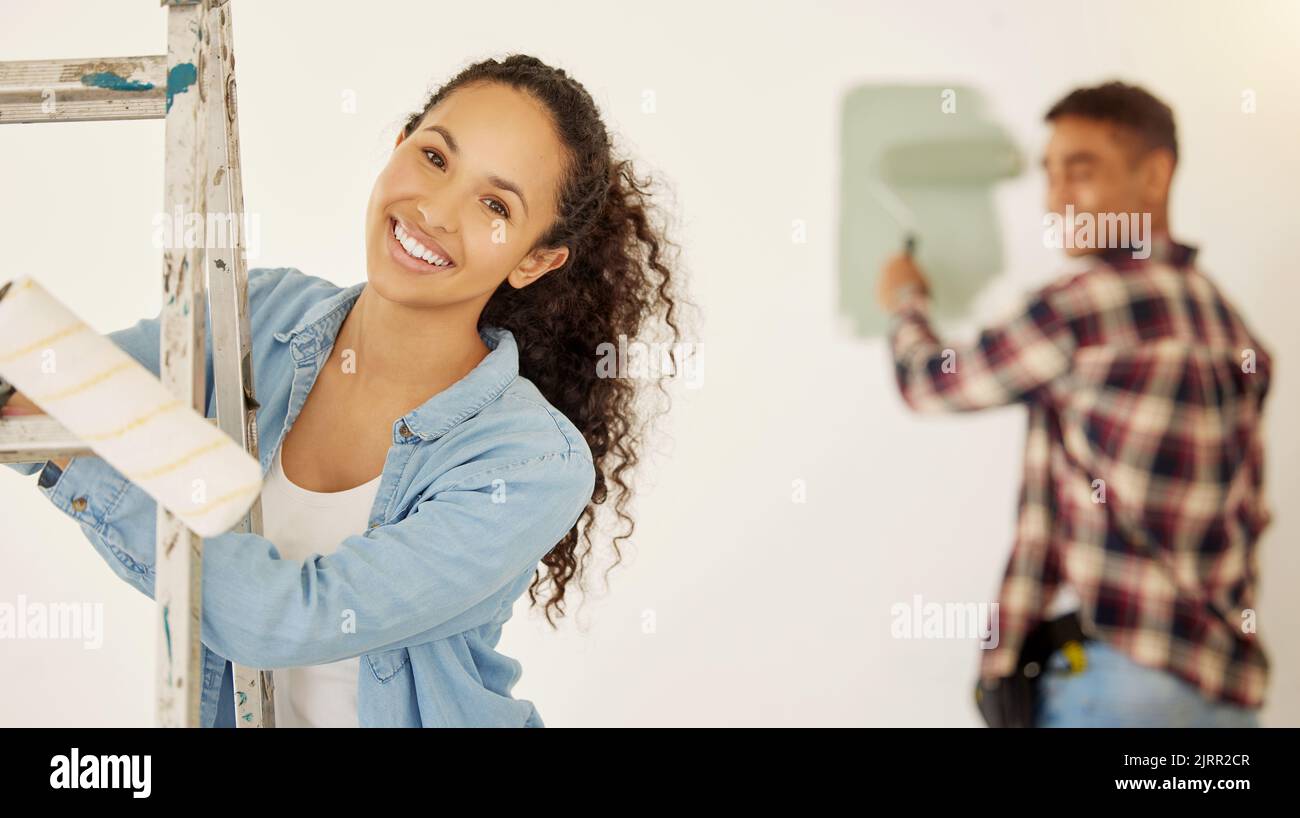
[260,443,383,728]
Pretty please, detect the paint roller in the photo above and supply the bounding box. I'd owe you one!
[872,138,1023,256]
[0,276,262,537]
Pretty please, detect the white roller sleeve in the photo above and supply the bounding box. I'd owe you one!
[0,276,262,537]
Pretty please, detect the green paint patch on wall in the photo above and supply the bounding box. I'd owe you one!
[837,85,1022,337]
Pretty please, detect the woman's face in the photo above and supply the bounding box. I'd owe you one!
[364,81,570,309]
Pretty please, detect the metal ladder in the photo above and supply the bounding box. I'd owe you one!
[0,0,274,728]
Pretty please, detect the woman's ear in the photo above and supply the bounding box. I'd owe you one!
[507,246,570,289]
[395,129,406,149]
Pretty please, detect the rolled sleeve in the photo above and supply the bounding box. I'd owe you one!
[31,454,156,599]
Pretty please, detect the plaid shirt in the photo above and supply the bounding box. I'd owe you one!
[888,241,1273,707]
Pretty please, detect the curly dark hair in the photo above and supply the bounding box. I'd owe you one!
[401,54,686,626]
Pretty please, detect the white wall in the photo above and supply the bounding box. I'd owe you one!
[1,0,1296,726]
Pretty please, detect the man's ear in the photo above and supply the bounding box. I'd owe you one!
[1139,148,1175,207]
[395,129,405,149]
[507,246,570,289]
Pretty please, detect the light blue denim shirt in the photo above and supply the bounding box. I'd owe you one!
[6,267,595,727]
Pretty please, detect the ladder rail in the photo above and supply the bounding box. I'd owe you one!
[203,0,276,728]
[154,0,211,729]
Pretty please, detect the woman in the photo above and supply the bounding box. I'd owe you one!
[2,54,684,727]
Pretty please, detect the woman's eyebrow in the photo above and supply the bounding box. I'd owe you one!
[421,124,459,153]
[421,124,529,217]
[488,174,528,217]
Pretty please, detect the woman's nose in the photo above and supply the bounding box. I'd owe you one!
[416,196,458,235]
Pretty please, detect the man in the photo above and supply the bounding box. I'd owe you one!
[879,82,1273,727]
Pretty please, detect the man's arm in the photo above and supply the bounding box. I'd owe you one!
[879,254,1078,412]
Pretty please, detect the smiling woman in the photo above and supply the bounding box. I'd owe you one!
[363,55,689,626]
[384,56,689,620]
[5,54,688,729]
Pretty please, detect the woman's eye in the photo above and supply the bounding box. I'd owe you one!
[484,199,509,218]
[423,149,445,169]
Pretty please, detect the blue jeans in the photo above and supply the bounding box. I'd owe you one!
[1035,640,1260,727]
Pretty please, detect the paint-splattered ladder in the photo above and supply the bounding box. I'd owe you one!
[0,0,274,728]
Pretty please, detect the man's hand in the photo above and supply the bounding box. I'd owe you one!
[1,390,72,470]
[877,253,931,313]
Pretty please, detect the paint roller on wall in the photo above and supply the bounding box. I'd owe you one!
[838,86,1023,337]
[872,139,1024,256]
[882,139,1024,185]
[0,276,262,537]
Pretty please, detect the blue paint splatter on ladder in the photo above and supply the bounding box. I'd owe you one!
[163,603,174,683]
[166,63,198,113]
[80,72,154,92]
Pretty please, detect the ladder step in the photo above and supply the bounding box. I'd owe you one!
[0,56,167,124]
[0,414,218,464]
[0,415,92,463]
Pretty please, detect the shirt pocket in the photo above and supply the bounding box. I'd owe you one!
[365,647,411,684]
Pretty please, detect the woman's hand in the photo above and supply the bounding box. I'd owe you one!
[2,390,41,416]
[1,390,72,470]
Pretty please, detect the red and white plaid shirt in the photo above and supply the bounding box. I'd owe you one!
[889,241,1273,707]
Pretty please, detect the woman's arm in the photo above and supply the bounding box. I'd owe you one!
[3,268,295,598]
[0,306,208,599]
[113,447,596,668]
[3,267,591,666]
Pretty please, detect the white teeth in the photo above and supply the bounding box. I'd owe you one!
[393,221,451,267]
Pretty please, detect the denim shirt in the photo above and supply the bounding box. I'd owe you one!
[6,267,595,727]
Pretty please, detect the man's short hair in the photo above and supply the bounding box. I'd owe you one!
[1045,81,1178,165]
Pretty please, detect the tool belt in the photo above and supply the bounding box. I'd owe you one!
[974,610,1090,728]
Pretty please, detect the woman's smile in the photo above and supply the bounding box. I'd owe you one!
[386,216,459,274]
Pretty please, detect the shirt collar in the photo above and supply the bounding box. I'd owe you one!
[272,281,366,344]
[403,325,519,441]
[272,281,519,442]
[1096,233,1198,270]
